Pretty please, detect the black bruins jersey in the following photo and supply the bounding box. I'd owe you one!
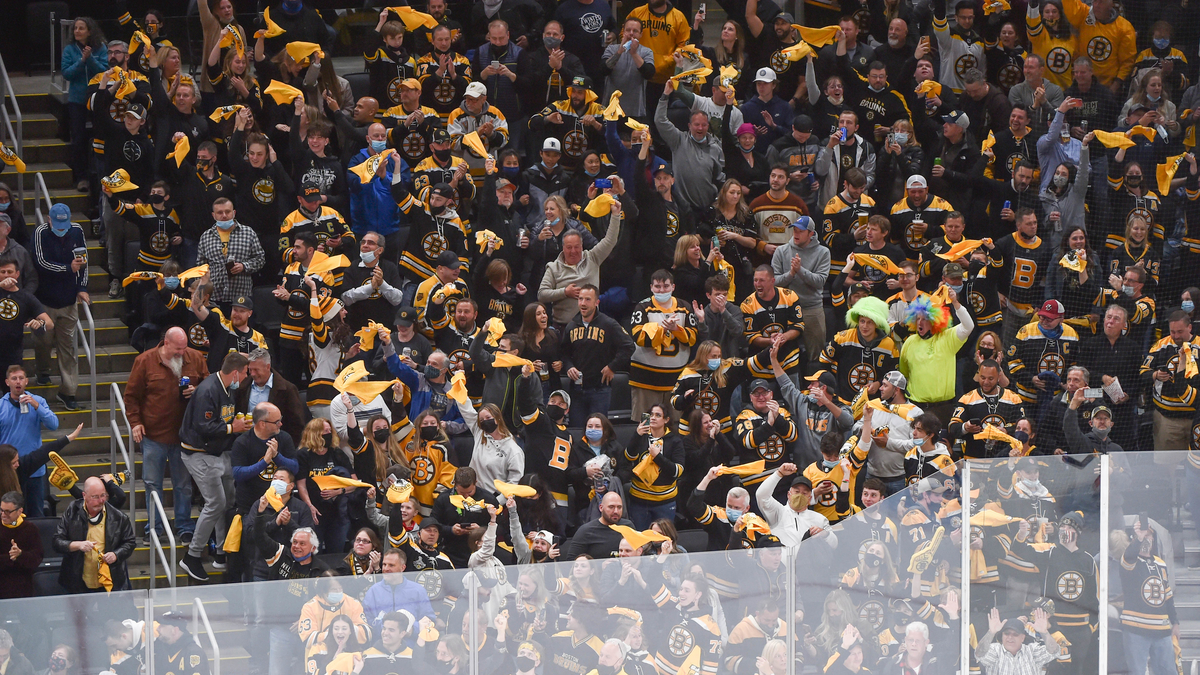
[889,195,954,263]
[819,193,876,275]
[671,352,768,435]
[108,198,182,269]
[1008,321,1079,402]
[734,406,799,486]
[414,51,473,119]
[740,288,805,374]
[153,638,207,675]
[818,328,901,405]
[280,207,355,279]
[949,387,1028,458]
[382,104,442,167]
[1106,163,1163,243]
[547,630,604,675]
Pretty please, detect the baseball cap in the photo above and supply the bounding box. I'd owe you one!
[49,203,72,225]
[531,530,555,543]
[418,517,441,530]
[883,370,907,390]
[1091,405,1112,419]
[431,129,451,144]
[748,379,772,394]
[435,250,462,269]
[653,161,674,176]
[942,110,970,130]
[464,81,487,98]
[847,282,870,297]
[1037,299,1065,319]
[429,182,457,200]
[1014,457,1039,473]
[789,475,813,489]
[736,122,756,137]
[1000,619,1026,636]
[300,179,325,200]
[755,67,777,83]
[1129,103,1151,115]
[804,369,838,390]
[0,213,10,229]
[942,263,965,280]
[792,215,813,231]
[793,114,814,133]
[394,306,417,327]
[160,611,189,627]
[905,174,928,190]
[542,137,561,153]
[569,75,593,90]
[756,534,785,548]
[549,389,572,410]
[399,78,422,90]
[495,177,517,191]
[232,295,254,311]
[126,102,147,120]
[774,12,796,23]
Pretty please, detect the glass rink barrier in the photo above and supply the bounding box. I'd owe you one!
[5,451,1196,675]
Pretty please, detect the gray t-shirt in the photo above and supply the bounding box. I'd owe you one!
[601,44,656,117]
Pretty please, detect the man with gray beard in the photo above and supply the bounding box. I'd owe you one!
[124,327,208,543]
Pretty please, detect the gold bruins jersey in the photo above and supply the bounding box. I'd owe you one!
[802,437,868,523]
[1027,11,1078,89]
[403,440,456,515]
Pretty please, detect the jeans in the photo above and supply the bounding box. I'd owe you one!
[569,384,611,423]
[1123,629,1177,675]
[628,499,676,530]
[141,438,194,534]
[181,450,227,557]
[313,495,350,554]
[181,238,199,269]
[879,476,908,498]
[21,474,45,517]
[268,625,300,675]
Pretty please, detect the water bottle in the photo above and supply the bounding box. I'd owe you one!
[1003,200,1011,210]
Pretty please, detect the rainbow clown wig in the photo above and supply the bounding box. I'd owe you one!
[903,295,951,334]
[846,295,890,332]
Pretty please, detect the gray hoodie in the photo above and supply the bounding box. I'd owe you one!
[654,95,725,211]
[774,369,854,467]
[771,236,830,309]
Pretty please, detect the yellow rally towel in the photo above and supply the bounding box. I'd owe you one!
[110,67,137,99]
[475,229,504,255]
[936,239,986,260]
[209,105,244,122]
[217,27,246,58]
[936,499,961,519]
[344,378,401,402]
[311,475,374,491]
[326,653,356,675]
[981,130,996,153]
[782,41,815,62]
[929,285,953,306]
[914,80,942,98]
[256,7,287,38]
[122,271,163,288]
[602,91,625,121]
[334,361,370,391]
[101,168,139,193]
[263,80,303,104]
[285,41,323,65]
[431,284,464,304]
[983,0,1011,14]
[224,514,242,552]
[608,524,670,549]
[0,144,25,174]
[178,264,209,282]
[669,66,713,86]
[632,451,660,484]
[973,423,1022,450]
[355,320,385,351]
[716,459,766,477]
[494,480,538,499]
[47,452,78,491]
[971,510,1017,527]
[1130,125,1157,142]
[625,117,649,132]
[796,25,841,46]
[387,6,439,31]
[1092,129,1136,149]
[853,253,905,275]
[387,480,414,504]
[866,399,893,415]
[418,617,440,643]
[168,135,190,168]
[492,352,534,369]
[583,193,616,218]
[350,149,395,184]
[130,31,154,55]
[449,494,501,514]
[1059,250,1087,272]
[483,316,505,347]
[1158,153,1187,196]
[713,257,736,298]
[1182,343,1200,379]
[263,486,284,511]
[447,371,469,404]
[608,607,643,623]
[735,513,772,540]
[307,254,351,277]
[850,386,869,420]
[907,526,944,573]
[461,130,491,160]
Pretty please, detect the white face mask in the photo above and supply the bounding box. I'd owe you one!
[361,249,377,264]
[1052,174,1068,188]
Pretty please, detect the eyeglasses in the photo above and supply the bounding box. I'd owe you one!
[263,419,282,426]
[0,507,19,515]
[354,537,373,544]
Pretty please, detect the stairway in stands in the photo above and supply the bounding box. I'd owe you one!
[6,90,221,589]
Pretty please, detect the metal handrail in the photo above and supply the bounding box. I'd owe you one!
[192,598,221,675]
[50,16,73,95]
[0,53,23,214]
[33,172,51,226]
[110,383,136,526]
[74,300,97,427]
[148,490,178,599]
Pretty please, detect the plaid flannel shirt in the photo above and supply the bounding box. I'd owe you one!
[197,223,264,302]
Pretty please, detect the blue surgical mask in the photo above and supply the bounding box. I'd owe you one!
[1183,300,1195,313]
[164,277,180,290]
[946,283,963,296]
[806,393,819,404]
[584,168,599,177]
[707,358,721,371]
[216,219,236,230]
[585,428,603,442]
[893,132,909,144]
[1154,38,1170,50]
[0,201,9,210]
[1122,285,1135,297]
[271,479,288,495]
[913,436,926,446]
[822,459,838,470]
[501,166,521,179]
[228,378,240,391]
[370,139,388,153]
[361,249,377,265]
[547,217,561,226]
[653,292,672,305]
[326,592,344,604]
[50,221,71,237]
[725,508,743,522]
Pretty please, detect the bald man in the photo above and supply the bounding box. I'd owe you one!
[329,96,382,163]
[125,326,209,542]
[53,477,137,593]
[563,491,634,559]
[348,126,409,244]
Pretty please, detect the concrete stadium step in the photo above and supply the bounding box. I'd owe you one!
[6,92,62,115]
[47,426,131,454]
[27,373,129,402]
[19,138,69,165]
[21,342,137,373]
[21,189,91,215]
[25,164,76,190]
[15,113,61,140]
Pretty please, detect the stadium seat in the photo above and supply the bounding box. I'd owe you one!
[253,285,285,335]
[676,528,709,554]
[609,372,631,421]
[344,72,371,102]
[30,517,61,569]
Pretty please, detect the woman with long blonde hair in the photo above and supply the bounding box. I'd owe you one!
[404,410,456,517]
[1123,69,1180,137]
[671,340,761,435]
[700,178,758,299]
[672,234,721,307]
[814,590,863,663]
[295,416,355,553]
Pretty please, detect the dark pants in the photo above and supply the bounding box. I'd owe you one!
[21,473,46,517]
[569,383,611,423]
[277,347,309,390]
[915,399,958,426]
[65,102,90,183]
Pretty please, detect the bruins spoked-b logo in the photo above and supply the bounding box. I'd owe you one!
[1046,47,1072,74]
[434,79,457,105]
[1142,576,1167,606]
[402,130,427,160]
[422,232,448,259]
[417,569,443,595]
[860,600,885,631]
[0,298,18,321]
[253,178,275,204]
[969,291,986,316]
[150,230,171,254]
[188,323,210,348]
[759,435,785,461]
[848,363,875,390]
[1087,36,1113,61]
[564,129,588,158]
[387,77,405,105]
[1057,571,1084,601]
[1038,352,1065,375]
[696,389,720,415]
[667,625,697,658]
[770,50,792,74]
[954,54,979,79]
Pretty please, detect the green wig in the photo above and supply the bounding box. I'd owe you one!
[846,296,891,333]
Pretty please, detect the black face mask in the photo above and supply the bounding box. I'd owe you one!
[515,656,537,672]
[596,663,620,675]
[420,426,440,441]
[149,193,166,205]
[978,347,994,359]
[196,158,212,171]
[429,203,448,216]
[547,405,567,421]
[866,552,884,568]
[433,147,452,162]
[436,660,455,674]
[1126,175,1142,187]
[321,433,334,449]
[373,428,391,444]
[478,418,499,433]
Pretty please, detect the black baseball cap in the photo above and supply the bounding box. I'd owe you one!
[300,179,324,199]
[232,295,254,311]
[804,369,838,390]
[793,115,813,133]
[126,103,147,120]
[431,128,451,144]
[653,161,673,176]
[790,475,813,490]
[435,250,462,269]
[748,379,772,394]
[429,182,457,200]
[395,306,417,327]
[756,534,785,548]
[418,517,441,530]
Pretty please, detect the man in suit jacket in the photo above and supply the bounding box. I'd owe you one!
[236,348,309,442]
